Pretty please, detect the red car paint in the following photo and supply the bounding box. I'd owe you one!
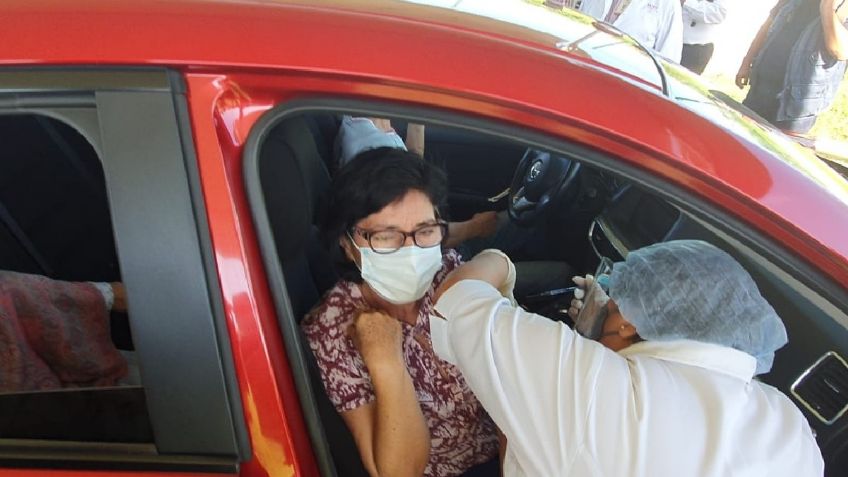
[1,1,846,476]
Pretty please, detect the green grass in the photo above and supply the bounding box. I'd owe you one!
[705,73,848,143]
[526,0,848,156]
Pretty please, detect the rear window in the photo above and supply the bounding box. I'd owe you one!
[0,114,152,443]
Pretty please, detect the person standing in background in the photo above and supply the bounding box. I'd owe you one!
[681,0,729,73]
[575,0,684,62]
[737,0,848,142]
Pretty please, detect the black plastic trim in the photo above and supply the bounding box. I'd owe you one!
[167,70,252,461]
[0,441,235,474]
[96,88,241,456]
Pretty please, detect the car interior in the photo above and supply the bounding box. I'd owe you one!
[250,109,848,476]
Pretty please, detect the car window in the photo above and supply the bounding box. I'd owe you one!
[0,113,153,443]
[0,71,246,473]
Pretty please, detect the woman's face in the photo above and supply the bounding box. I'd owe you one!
[342,189,437,266]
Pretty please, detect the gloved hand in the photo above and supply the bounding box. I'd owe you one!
[568,274,610,339]
[477,248,517,306]
[567,275,609,318]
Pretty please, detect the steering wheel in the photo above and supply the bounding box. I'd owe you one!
[507,148,582,226]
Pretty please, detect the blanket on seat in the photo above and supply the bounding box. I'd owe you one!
[0,271,127,393]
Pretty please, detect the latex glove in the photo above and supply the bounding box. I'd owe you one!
[477,248,517,306]
[568,274,610,340]
[567,275,608,318]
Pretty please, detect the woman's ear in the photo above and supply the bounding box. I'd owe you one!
[618,321,640,343]
[340,235,360,265]
[618,321,639,340]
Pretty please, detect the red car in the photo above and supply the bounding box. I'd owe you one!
[0,0,846,476]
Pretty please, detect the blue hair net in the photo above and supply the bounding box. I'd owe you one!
[608,240,787,375]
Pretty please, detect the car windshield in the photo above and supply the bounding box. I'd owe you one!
[404,0,664,91]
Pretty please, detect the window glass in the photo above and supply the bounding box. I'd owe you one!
[0,114,152,443]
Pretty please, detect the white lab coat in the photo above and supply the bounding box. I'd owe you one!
[682,0,729,45]
[614,0,683,62]
[577,0,683,62]
[430,280,824,477]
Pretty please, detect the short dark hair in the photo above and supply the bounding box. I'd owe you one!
[323,147,449,281]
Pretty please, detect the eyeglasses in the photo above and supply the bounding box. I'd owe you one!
[349,220,448,254]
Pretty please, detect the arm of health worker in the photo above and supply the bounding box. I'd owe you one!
[430,251,617,476]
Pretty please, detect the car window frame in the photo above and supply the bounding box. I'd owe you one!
[242,97,848,476]
[0,68,248,472]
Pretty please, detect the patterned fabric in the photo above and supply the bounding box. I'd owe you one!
[302,249,498,477]
[0,271,127,393]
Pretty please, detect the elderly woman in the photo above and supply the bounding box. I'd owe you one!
[301,148,499,477]
[429,240,823,476]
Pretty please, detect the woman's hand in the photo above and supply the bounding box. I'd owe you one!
[350,310,404,367]
[343,309,430,477]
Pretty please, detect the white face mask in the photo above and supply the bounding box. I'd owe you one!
[356,245,444,305]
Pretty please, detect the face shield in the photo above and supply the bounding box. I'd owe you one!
[574,257,613,340]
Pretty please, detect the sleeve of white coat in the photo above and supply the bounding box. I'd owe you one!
[431,280,611,475]
[655,0,684,62]
[682,0,728,24]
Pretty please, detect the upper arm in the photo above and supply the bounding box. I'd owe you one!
[433,282,618,474]
[341,404,379,477]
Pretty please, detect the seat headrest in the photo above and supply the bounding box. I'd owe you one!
[259,117,331,261]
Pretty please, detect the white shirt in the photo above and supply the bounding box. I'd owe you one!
[574,0,612,19]
[682,0,729,45]
[575,0,683,62]
[613,0,683,62]
[334,115,407,165]
[430,280,824,477]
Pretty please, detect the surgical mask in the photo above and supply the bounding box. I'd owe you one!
[357,245,444,304]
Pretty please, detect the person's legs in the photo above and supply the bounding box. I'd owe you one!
[742,83,780,124]
[681,43,715,75]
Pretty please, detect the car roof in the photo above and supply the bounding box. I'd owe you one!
[1,0,662,87]
[2,0,848,282]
